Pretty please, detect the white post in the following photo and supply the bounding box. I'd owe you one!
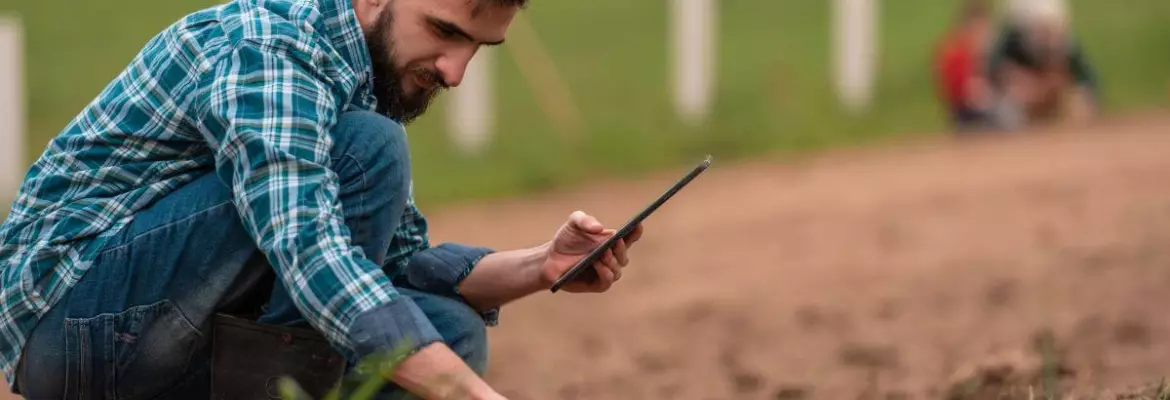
[0,16,24,205]
[833,0,877,113]
[448,47,494,156]
[671,0,716,126]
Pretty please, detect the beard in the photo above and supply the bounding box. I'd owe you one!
[365,8,445,124]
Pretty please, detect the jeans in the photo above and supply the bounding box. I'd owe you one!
[13,111,488,399]
[950,106,995,134]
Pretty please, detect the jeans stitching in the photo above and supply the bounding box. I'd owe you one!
[97,200,234,257]
[340,152,369,248]
[106,321,116,400]
[79,322,89,400]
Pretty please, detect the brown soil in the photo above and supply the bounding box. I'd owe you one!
[5,113,1170,399]
[428,112,1170,399]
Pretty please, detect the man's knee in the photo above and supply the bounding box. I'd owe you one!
[442,302,489,375]
[406,290,489,375]
[329,110,411,194]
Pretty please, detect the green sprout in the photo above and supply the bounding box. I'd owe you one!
[278,339,417,400]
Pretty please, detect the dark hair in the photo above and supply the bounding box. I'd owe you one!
[960,0,989,21]
[484,0,528,8]
[472,0,527,16]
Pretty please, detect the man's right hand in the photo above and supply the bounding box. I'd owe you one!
[391,342,507,400]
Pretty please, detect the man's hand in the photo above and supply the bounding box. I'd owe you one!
[390,342,508,400]
[540,211,643,293]
[456,211,645,312]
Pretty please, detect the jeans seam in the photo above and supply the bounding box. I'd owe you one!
[79,322,90,400]
[339,152,368,242]
[97,200,234,257]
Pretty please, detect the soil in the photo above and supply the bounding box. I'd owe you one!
[4,112,1170,399]
[429,112,1170,399]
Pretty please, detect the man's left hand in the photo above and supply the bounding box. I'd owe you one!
[539,211,643,293]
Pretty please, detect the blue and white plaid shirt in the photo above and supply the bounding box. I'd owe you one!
[0,0,494,382]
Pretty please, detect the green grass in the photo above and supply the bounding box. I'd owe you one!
[1,0,1168,206]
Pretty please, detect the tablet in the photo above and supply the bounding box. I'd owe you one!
[550,155,713,292]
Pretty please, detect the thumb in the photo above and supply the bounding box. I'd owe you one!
[569,210,604,234]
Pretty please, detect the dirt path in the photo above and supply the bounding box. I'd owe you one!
[4,114,1170,399]
[423,113,1170,399]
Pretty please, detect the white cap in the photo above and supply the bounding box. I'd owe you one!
[1006,0,1068,26]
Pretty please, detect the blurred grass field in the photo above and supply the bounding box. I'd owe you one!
[1,0,1168,206]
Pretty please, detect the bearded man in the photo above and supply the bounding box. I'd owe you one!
[0,0,641,399]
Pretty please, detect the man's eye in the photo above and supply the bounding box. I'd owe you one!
[435,26,456,39]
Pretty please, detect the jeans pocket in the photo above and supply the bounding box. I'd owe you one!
[63,299,204,400]
[112,299,203,400]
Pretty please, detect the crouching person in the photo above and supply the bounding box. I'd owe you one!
[0,0,643,399]
[986,0,1101,129]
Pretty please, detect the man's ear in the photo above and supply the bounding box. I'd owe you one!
[351,0,386,31]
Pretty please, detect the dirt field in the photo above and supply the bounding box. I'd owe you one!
[426,113,1170,399]
[4,113,1170,399]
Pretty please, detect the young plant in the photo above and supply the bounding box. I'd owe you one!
[278,339,418,400]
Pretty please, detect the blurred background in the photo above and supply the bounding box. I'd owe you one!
[2,0,1170,398]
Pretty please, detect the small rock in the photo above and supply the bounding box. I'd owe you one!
[795,306,824,330]
[730,371,764,394]
[1114,319,1151,347]
[984,278,1017,309]
[657,383,681,399]
[558,384,580,400]
[635,353,673,373]
[719,343,741,369]
[884,390,912,400]
[580,336,608,358]
[875,299,901,321]
[773,385,811,400]
[839,343,900,369]
[683,301,717,324]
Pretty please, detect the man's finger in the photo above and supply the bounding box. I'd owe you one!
[604,248,618,268]
[603,249,623,282]
[598,228,617,241]
[627,223,644,245]
[613,238,629,266]
[570,210,605,234]
[593,263,615,292]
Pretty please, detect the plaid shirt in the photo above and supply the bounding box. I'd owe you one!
[0,0,494,382]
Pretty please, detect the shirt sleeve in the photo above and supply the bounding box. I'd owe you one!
[198,37,442,361]
[385,201,500,325]
[384,199,432,273]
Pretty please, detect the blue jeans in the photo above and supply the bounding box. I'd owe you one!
[13,111,488,399]
[950,106,995,133]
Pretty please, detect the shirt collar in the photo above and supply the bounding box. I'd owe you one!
[317,0,373,88]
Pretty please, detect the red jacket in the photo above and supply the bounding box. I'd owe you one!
[934,30,979,108]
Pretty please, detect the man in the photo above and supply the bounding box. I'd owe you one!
[0,0,641,399]
[985,0,1100,128]
[933,0,996,133]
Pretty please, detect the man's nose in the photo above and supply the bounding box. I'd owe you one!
[435,49,478,88]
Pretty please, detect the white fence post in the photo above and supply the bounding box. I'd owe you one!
[672,0,716,126]
[448,47,494,156]
[0,15,24,205]
[833,0,878,113]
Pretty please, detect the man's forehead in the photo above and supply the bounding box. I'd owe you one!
[426,0,515,42]
[419,0,513,18]
[467,0,518,18]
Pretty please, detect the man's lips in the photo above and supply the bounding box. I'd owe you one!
[412,73,439,92]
